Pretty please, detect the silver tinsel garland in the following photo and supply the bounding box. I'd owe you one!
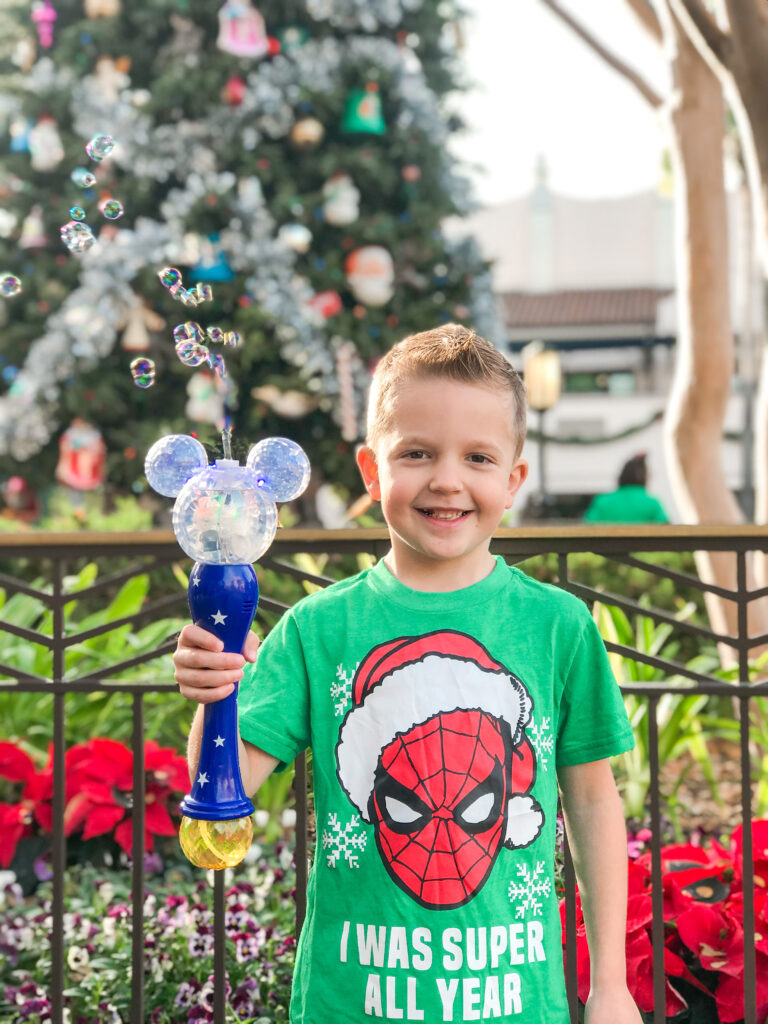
[1,17,496,459]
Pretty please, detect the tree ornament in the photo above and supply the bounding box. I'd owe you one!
[9,117,33,153]
[1,476,39,523]
[121,296,164,352]
[145,429,309,869]
[185,371,226,427]
[189,234,234,283]
[277,223,312,253]
[55,419,106,490]
[307,290,343,319]
[345,245,394,306]
[221,74,247,106]
[12,37,37,73]
[276,24,308,53]
[290,116,324,149]
[19,205,47,250]
[29,116,65,172]
[31,1,57,49]
[91,56,129,103]
[341,83,385,135]
[322,172,360,226]
[216,0,269,59]
[84,0,121,16]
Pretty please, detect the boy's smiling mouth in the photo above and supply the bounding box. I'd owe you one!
[417,508,471,520]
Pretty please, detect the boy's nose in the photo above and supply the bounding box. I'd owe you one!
[428,460,463,492]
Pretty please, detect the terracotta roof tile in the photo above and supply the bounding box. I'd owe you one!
[500,288,671,328]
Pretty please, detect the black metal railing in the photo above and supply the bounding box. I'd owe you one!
[1,525,767,1024]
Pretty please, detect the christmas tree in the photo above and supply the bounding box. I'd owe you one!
[0,0,500,502]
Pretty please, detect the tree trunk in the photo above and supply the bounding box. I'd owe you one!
[660,6,767,644]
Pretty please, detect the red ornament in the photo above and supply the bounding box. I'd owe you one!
[55,419,106,491]
[222,74,246,106]
[307,290,343,319]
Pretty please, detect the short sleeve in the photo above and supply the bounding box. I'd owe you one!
[556,609,634,766]
[238,610,310,768]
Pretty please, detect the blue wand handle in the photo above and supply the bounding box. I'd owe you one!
[180,562,258,821]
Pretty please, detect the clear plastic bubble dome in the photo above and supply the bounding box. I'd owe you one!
[246,437,311,503]
[145,434,208,498]
[172,460,278,564]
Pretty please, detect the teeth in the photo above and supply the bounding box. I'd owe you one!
[424,510,467,520]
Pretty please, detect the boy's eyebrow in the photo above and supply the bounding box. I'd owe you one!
[396,434,507,453]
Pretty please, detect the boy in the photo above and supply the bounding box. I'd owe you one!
[174,325,642,1024]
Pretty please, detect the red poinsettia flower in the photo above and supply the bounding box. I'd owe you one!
[0,741,53,867]
[63,737,189,856]
[731,819,768,890]
[676,900,744,976]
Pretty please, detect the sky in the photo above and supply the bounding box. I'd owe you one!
[450,0,670,203]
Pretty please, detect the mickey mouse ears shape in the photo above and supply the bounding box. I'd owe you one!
[144,434,208,498]
[246,436,311,502]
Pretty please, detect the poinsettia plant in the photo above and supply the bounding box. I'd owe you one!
[0,738,190,870]
[561,820,768,1023]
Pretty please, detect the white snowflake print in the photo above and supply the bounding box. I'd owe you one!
[528,715,554,771]
[508,861,552,919]
[331,663,357,717]
[321,812,367,868]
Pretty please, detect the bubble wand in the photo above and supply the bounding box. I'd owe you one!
[145,430,310,868]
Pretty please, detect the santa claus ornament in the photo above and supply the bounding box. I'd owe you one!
[344,245,394,307]
[216,0,269,59]
[335,631,544,909]
[55,419,106,490]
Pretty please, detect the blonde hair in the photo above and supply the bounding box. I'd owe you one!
[366,324,527,458]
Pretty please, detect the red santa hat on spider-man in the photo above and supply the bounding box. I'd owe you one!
[335,630,544,852]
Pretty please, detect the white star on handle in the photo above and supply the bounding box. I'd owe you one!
[213,736,225,747]
[211,610,227,625]
[191,574,201,586]
[197,772,209,786]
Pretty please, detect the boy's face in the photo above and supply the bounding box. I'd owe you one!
[357,377,528,586]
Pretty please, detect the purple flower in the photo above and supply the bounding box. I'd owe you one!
[144,850,163,875]
[187,932,214,957]
[234,929,265,963]
[175,981,199,1008]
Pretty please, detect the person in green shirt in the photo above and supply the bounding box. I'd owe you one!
[174,325,642,1024]
[584,453,668,524]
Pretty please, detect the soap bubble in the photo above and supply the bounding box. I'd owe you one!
[196,283,213,302]
[145,433,208,498]
[85,133,115,161]
[130,357,156,388]
[175,341,209,367]
[158,267,182,289]
[224,331,240,347]
[71,167,97,189]
[60,220,96,253]
[246,437,310,502]
[69,206,86,221]
[173,460,278,563]
[207,326,225,344]
[102,199,123,220]
[0,274,22,298]
[178,288,200,306]
[213,354,227,378]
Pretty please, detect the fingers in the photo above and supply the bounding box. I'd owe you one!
[174,623,247,704]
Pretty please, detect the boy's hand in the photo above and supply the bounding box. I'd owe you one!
[585,986,643,1023]
[173,623,260,704]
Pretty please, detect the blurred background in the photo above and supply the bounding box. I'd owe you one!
[0,0,763,529]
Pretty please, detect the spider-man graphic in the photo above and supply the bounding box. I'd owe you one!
[335,631,543,909]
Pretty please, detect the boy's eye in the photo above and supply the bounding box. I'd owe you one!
[403,450,428,460]
[467,454,491,464]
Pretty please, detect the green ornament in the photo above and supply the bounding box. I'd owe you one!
[277,25,309,53]
[341,86,386,135]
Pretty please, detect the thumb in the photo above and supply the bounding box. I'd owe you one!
[243,631,261,662]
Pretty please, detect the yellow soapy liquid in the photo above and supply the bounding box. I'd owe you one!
[179,815,253,869]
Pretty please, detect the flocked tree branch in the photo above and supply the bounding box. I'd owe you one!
[538,0,664,108]
[668,0,733,68]
[623,0,663,45]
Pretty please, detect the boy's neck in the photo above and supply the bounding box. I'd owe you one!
[382,547,497,593]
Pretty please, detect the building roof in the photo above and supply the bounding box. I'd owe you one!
[501,288,672,329]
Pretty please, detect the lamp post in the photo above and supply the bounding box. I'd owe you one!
[522,341,562,503]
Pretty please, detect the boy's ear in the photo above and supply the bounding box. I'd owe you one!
[505,458,529,508]
[356,445,381,501]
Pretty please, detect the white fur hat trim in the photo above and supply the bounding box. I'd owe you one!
[336,653,532,821]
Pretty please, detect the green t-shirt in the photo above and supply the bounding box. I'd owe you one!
[583,485,668,524]
[239,556,634,1024]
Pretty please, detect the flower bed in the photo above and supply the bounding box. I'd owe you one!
[567,820,768,1023]
[0,852,296,1023]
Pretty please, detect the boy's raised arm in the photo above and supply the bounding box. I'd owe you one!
[558,758,643,1024]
